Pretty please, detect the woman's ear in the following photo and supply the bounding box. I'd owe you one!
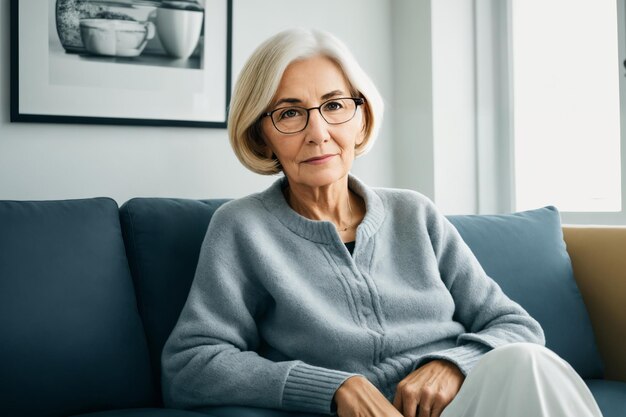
[356,127,366,146]
[261,136,275,159]
[252,122,274,159]
[355,104,368,147]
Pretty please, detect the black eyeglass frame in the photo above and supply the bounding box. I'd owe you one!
[260,97,365,134]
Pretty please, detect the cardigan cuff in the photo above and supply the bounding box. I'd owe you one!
[282,362,359,414]
[417,342,491,376]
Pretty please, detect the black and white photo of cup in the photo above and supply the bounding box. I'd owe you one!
[79,19,156,57]
[156,1,204,60]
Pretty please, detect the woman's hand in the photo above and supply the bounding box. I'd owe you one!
[392,360,464,417]
[334,375,404,417]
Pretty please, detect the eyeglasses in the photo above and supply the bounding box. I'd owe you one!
[261,97,365,134]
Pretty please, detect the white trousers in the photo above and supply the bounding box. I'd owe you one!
[441,343,603,417]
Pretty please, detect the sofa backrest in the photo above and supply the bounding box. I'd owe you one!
[0,198,155,417]
[119,198,229,400]
[1,196,603,415]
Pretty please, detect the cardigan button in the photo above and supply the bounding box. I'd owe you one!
[362,307,373,316]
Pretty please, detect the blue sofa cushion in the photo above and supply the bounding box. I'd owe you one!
[195,406,324,417]
[448,206,603,379]
[74,408,216,417]
[0,198,155,417]
[586,380,626,417]
[119,198,229,398]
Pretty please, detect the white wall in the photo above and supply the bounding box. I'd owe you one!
[391,0,435,197]
[0,0,394,205]
[432,0,477,214]
[391,0,478,214]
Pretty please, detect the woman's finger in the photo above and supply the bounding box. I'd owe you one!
[417,402,432,417]
[431,403,445,417]
[401,388,420,417]
[392,389,403,413]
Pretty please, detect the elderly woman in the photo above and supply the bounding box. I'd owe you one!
[162,29,602,417]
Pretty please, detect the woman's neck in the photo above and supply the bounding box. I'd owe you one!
[284,176,358,234]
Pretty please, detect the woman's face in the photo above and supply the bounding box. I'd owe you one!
[261,55,365,189]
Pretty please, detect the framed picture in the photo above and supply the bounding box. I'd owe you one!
[10,0,232,128]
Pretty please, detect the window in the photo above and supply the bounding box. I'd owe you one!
[510,0,622,213]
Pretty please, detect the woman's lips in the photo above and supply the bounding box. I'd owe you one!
[303,154,336,165]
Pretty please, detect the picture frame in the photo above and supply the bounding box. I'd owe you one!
[10,0,233,128]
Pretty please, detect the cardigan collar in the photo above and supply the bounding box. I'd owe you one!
[258,174,386,244]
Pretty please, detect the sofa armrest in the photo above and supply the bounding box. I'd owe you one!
[562,226,626,382]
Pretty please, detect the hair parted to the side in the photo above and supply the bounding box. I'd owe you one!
[228,28,384,175]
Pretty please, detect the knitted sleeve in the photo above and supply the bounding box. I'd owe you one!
[160,204,357,414]
[419,198,546,375]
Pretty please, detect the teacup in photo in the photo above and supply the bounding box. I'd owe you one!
[79,19,156,57]
[156,5,204,60]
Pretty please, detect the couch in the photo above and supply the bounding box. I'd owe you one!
[0,196,624,417]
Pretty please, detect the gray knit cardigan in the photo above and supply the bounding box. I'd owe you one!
[161,175,545,415]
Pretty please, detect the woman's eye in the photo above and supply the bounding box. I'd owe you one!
[278,108,304,120]
[323,101,344,111]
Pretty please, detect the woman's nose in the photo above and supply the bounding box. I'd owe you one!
[305,109,330,144]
